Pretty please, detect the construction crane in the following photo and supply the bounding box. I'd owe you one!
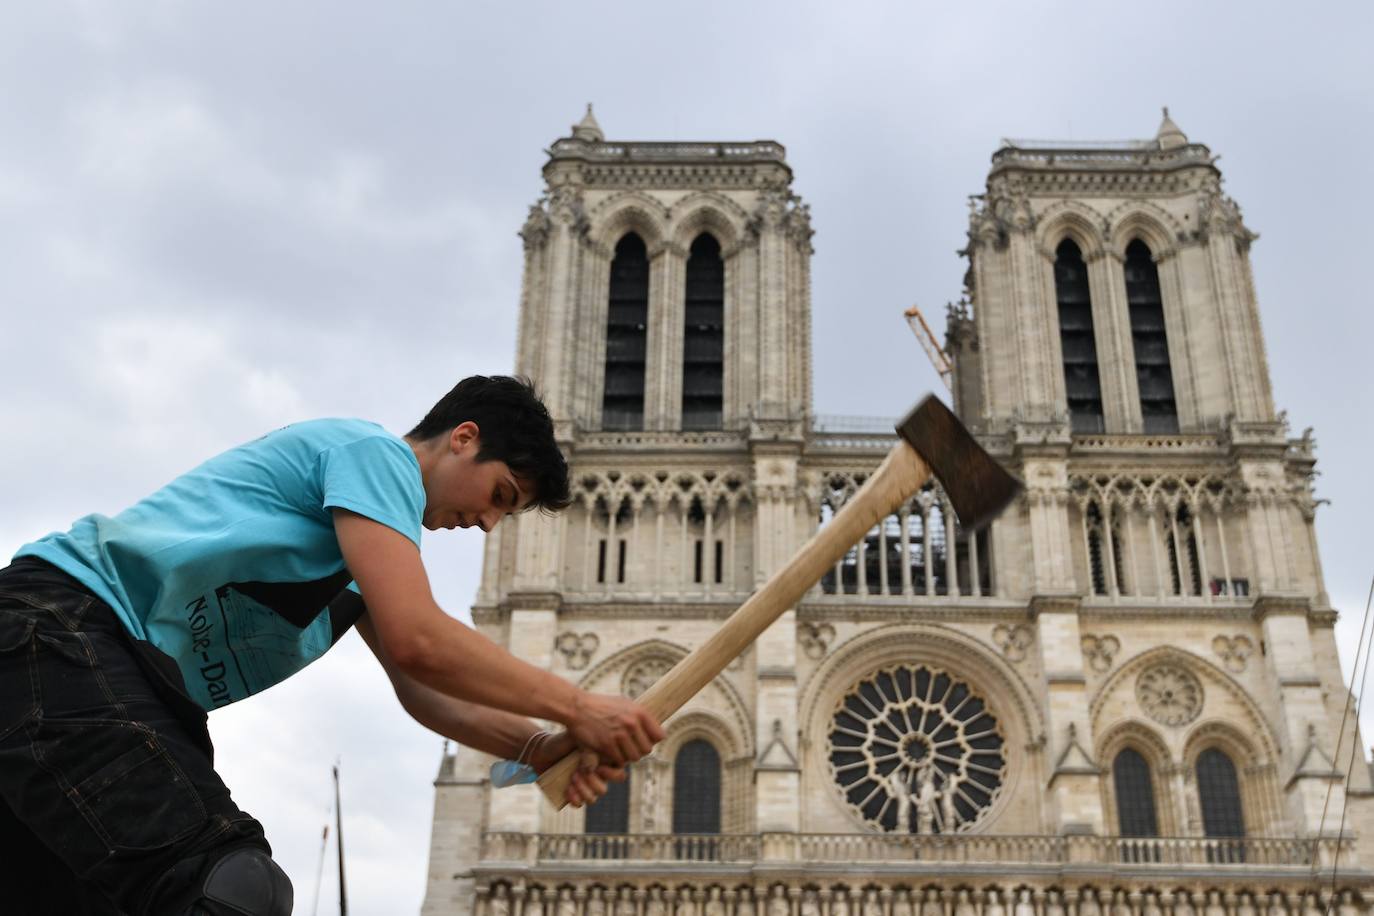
[904,304,953,392]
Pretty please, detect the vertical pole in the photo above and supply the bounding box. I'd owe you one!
[878,515,889,596]
[606,499,618,594]
[1215,509,1233,597]
[943,499,960,598]
[582,506,593,590]
[655,505,664,588]
[703,507,714,595]
[1148,511,1165,598]
[899,509,912,596]
[334,763,348,916]
[968,523,981,598]
[922,504,934,596]
[311,824,329,916]
[1103,503,1120,598]
[1191,505,1212,601]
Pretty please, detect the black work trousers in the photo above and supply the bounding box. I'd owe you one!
[0,558,269,915]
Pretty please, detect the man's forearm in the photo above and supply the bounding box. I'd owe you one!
[400,677,543,761]
[402,613,582,726]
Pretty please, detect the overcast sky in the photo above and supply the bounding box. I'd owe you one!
[3,2,1372,913]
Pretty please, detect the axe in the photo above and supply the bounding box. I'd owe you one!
[534,394,1019,807]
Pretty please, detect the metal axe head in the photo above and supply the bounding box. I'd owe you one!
[895,394,1021,532]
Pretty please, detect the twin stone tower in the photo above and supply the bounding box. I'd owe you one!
[421,109,1373,916]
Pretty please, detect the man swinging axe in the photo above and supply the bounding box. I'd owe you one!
[0,375,664,916]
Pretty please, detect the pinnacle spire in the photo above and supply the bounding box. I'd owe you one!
[571,103,604,142]
[1156,106,1188,150]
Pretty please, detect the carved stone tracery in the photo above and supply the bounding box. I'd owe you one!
[828,663,1006,834]
[1136,663,1204,726]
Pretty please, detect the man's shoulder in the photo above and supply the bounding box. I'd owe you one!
[264,418,402,451]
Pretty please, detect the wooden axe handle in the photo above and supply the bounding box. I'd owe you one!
[537,438,932,807]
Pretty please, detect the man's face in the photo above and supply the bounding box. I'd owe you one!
[421,421,535,532]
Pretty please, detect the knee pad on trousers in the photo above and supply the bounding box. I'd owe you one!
[186,846,293,916]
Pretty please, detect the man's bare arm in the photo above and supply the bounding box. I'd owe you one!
[352,612,619,806]
[333,509,663,765]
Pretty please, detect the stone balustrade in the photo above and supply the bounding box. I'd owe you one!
[471,878,1369,916]
[479,832,1354,873]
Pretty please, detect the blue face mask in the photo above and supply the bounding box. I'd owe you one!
[489,759,538,788]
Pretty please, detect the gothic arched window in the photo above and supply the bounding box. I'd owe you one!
[1087,502,1108,596]
[603,233,650,431]
[1124,240,1179,433]
[1054,239,1104,433]
[1197,747,1245,863]
[672,739,721,860]
[1197,749,1244,836]
[1113,748,1160,837]
[682,233,724,430]
[583,769,631,858]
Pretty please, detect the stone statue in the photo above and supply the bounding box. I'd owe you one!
[800,889,821,916]
[647,887,668,916]
[557,887,577,916]
[526,889,546,916]
[489,885,511,916]
[914,768,937,834]
[892,889,914,916]
[939,776,958,833]
[736,890,757,916]
[832,888,851,916]
[616,889,637,916]
[768,886,790,916]
[676,887,695,916]
[705,887,726,916]
[862,888,883,916]
[641,760,659,832]
[587,888,607,916]
[884,766,913,832]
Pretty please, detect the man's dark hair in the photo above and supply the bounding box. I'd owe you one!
[409,375,571,512]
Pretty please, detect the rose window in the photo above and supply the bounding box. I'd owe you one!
[828,664,1006,834]
[1136,664,1203,726]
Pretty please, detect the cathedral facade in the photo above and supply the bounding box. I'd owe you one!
[420,109,1373,916]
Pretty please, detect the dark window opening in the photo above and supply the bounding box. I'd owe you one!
[1124,240,1178,433]
[819,498,989,596]
[714,539,723,584]
[617,539,627,584]
[1055,239,1104,433]
[1088,504,1107,596]
[604,233,649,430]
[1113,748,1160,863]
[584,769,631,858]
[596,539,607,584]
[673,739,721,860]
[693,540,703,584]
[682,234,724,430]
[1197,748,1245,863]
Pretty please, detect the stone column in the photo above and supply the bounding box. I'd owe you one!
[488,599,559,834]
[421,745,487,916]
[750,450,802,832]
[539,185,588,421]
[1255,596,1343,834]
[1034,596,1104,835]
[649,241,686,430]
[1088,249,1136,432]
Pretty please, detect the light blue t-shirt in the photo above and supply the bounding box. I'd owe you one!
[16,419,424,711]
